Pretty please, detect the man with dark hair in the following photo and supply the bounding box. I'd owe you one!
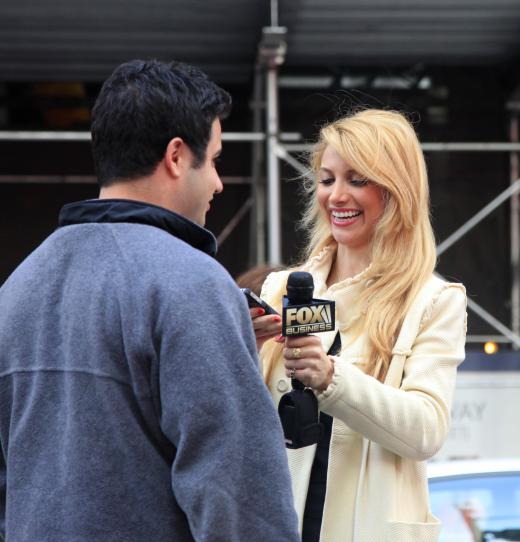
[0,60,300,542]
[91,60,231,186]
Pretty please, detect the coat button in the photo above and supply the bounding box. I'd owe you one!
[277,379,289,392]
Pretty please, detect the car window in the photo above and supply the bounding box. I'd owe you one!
[429,473,520,541]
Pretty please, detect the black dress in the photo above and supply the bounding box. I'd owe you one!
[301,412,333,542]
[301,332,341,542]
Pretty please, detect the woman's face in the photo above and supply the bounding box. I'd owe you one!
[316,145,386,251]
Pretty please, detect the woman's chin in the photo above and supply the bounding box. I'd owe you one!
[332,231,370,251]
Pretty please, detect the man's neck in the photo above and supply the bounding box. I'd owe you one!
[99,178,172,213]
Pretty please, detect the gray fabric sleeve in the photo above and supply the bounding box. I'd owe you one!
[156,265,300,542]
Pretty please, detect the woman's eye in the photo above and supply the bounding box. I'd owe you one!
[350,178,369,187]
[319,177,335,186]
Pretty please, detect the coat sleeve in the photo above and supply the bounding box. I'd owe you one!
[317,285,467,461]
[155,263,300,542]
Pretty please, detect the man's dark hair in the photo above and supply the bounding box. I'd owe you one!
[91,59,231,186]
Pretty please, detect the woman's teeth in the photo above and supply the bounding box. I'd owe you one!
[332,210,362,219]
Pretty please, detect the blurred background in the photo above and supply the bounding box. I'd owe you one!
[1,0,520,470]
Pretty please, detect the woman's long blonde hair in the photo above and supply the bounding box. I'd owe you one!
[265,109,436,383]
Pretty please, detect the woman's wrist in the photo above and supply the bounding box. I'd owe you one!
[314,355,335,392]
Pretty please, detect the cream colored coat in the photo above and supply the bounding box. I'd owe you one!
[260,246,467,542]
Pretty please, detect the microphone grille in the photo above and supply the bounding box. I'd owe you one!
[287,271,314,288]
[287,271,314,304]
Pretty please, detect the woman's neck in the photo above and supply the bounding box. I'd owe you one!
[327,243,371,287]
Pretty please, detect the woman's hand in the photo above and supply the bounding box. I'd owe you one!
[250,308,283,351]
[283,335,334,392]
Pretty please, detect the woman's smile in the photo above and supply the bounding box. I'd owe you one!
[317,145,385,250]
[330,207,363,226]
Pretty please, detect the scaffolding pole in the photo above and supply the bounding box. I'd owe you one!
[250,67,266,267]
[257,20,287,265]
[511,115,520,346]
[0,131,268,142]
[281,142,520,153]
[436,179,520,256]
[266,67,282,264]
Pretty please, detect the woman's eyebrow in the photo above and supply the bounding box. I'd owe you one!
[319,166,357,175]
[319,167,334,175]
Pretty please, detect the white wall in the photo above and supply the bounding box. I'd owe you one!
[434,371,520,460]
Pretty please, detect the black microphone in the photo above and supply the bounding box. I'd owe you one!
[277,271,335,449]
[282,272,335,339]
[286,271,314,305]
[284,272,315,391]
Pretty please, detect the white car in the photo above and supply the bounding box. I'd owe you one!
[428,459,520,541]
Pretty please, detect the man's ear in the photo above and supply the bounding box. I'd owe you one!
[164,137,190,179]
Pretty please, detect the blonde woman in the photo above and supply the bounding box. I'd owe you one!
[251,109,467,542]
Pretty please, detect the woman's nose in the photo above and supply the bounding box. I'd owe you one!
[330,180,350,204]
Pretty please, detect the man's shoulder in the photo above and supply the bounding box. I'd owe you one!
[116,224,235,295]
[134,225,226,274]
[0,229,62,289]
[70,220,223,277]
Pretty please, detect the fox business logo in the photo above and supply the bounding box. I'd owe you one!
[282,300,335,336]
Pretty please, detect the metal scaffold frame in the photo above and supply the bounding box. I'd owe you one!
[2,108,520,349]
[273,138,520,347]
[2,0,520,347]
[2,114,520,349]
[255,0,520,347]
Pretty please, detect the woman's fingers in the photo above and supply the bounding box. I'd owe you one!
[284,367,313,385]
[282,343,322,364]
[284,334,321,349]
[249,308,282,351]
[282,335,333,391]
[252,314,282,338]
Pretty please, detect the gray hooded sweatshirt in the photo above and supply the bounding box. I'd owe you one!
[0,199,299,542]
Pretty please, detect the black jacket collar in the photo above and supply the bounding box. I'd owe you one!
[58,199,217,257]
